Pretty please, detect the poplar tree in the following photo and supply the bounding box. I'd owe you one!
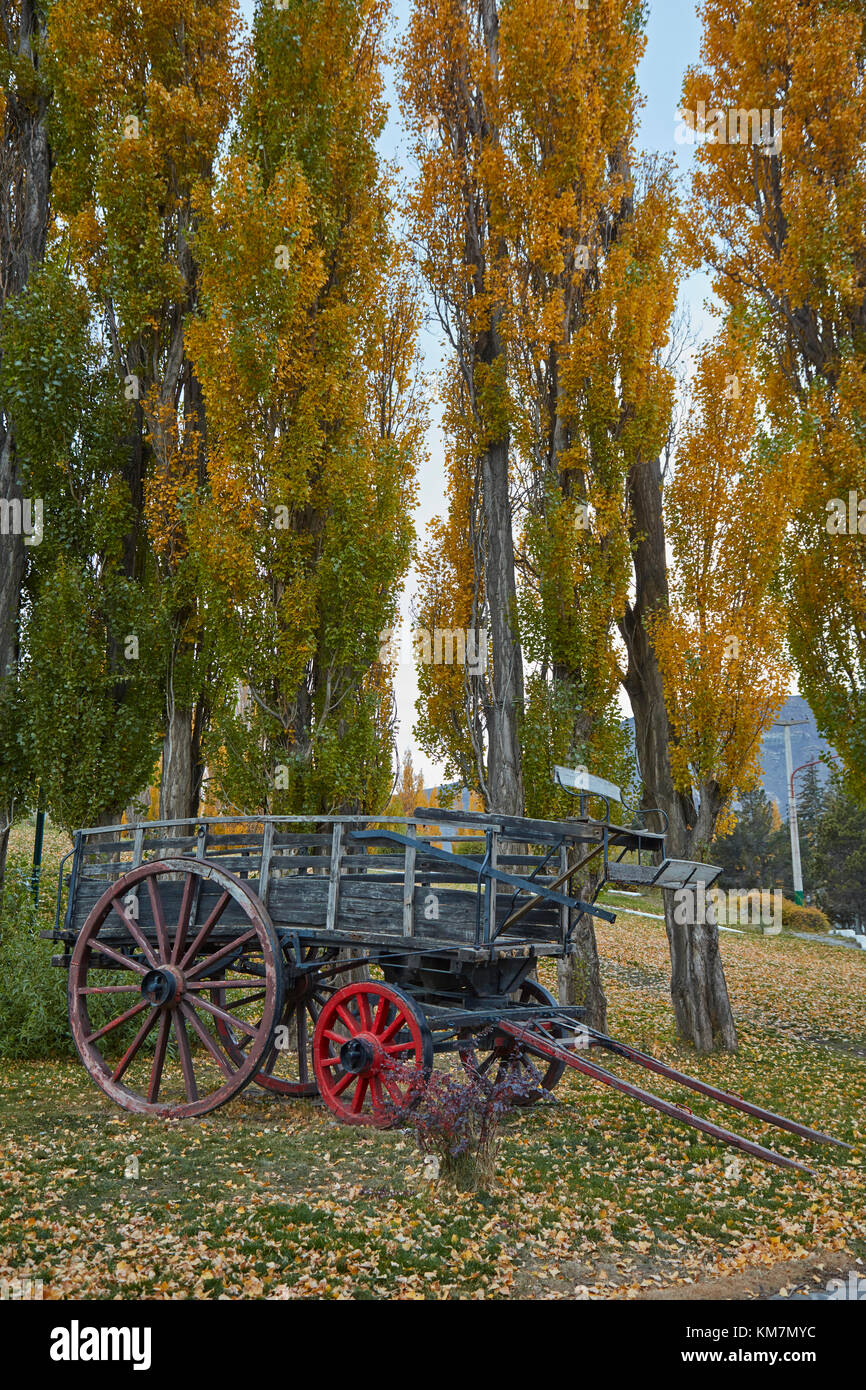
[47,0,242,819]
[402,0,525,815]
[0,0,52,899]
[682,0,866,802]
[187,0,423,814]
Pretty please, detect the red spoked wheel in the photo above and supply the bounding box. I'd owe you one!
[214,947,337,1096]
[313,980,432,1127]
[458,979,567,1104]
[68,858,284,1117]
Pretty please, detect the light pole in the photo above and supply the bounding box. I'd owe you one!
[774,720,808,906]
[789,759,824,906]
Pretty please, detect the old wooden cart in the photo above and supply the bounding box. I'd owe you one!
[47,785,846,1174]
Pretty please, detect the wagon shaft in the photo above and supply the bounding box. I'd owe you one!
[584,1030,851,1150]
[497,1020,821,1176]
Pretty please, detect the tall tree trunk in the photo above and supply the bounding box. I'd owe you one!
[160,643,198,823]
[161,704,198,822]
[557,856,607,1031]
[480,433,524,815]
[619,454,737,1052]
[0,0,53,908]
[553,764,609,1023]
[475,0,524,818]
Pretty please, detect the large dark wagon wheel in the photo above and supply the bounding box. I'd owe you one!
[458,979,568,1104]
[312,980,433,1127]
[68,858,284,1117]
[214,946,337,1096]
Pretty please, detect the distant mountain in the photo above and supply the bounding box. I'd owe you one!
[624,695,836,818]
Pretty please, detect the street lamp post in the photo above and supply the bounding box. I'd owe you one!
[774,720,808,906]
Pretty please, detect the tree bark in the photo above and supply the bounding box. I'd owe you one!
[476,1,524,817]
[480,434,524,815]
[0,0,53,909]
[619,454,737,1052]
[556,853,607,1031]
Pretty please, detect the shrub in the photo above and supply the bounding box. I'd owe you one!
[389,1060,538,1192]
[0,854,74,1059]
[780,898,831,934]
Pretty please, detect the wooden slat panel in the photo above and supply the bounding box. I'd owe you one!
[326,823,343,931]
[606,861,659,883]
[402,825,416,938]
[259,820,274,904]
[486,832,498,944]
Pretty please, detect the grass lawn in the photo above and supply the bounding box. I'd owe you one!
[0,911,863,1300]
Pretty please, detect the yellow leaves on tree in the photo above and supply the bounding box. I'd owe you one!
[650,325,797,812]
[185,0,423,815]
[683,0,866,799]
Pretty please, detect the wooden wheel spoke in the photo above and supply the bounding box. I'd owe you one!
[335,1003,359,1034]
[89,938,148,975]
[180,1003,234,1079]
[183,976,263,990]
[146,875,171,962]
[332,1070,354,1096]
[179,891,232,971]
[357,991,372,1032]
[350,1076,369,1114]
[297,1005,309,1084]
[112,1009,160,1083]
[379,1012,406,1045]
[369,1075,384,1112]
[170,872,197,964]
[86,1000,148,1044]
[258,1036,279,1073]
[371,993,390,1034]
[173,1011,198,1103]
[185,929,257,981]
[79,985,140,996]
[110,897,159,968]
[148,1012,171,1102]
[190,994,260,1038]
[210,990,266,1012]
[384,1039,418,1056]
[380,1069,407,1104]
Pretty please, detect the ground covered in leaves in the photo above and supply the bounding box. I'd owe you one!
[1,913,863,1299]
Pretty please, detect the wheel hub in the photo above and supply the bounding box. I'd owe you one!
[140,965,182,1009]
[339,1034,381,1075]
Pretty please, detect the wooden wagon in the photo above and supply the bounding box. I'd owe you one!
[46,776,847,1174]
